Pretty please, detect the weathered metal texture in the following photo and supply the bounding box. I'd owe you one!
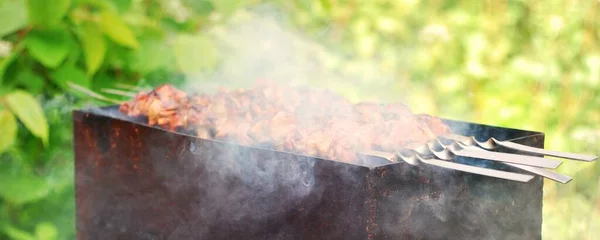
[73,107,543,240]
[367,120,545,239]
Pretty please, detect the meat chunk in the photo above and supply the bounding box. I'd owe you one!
[119,82,451,163]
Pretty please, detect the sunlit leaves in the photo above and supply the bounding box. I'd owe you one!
[374,16,400,34]
[25,0,71,27]
[26,27,74,69]
[50,64,90,93]
[108,0,132,13]
[35,222,58,240]
[4,90,49,146]
[0,172,50,205]
[130,38,174,73]
[173,33,217,75]
[15,69,45,94]
[183,0,214,16]
[356,34,376,58]
[0,42,23,84]
[0,0,27,37]
[584,55,600,86]
[211,0,244,16]
[77,23,106,75]
[0,109,17,154]
[319,0,331,13]
[99,10,139,49]
[1,225,35,240]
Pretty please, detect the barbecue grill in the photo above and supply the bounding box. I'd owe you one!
[73,106,545,240]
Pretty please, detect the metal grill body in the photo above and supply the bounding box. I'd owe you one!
[73,107,543,240]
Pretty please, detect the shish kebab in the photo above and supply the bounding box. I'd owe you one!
[110,82,590,183]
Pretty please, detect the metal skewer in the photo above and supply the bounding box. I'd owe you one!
[412,121,571,183]
[361,150,534,183]
[400,141,571,183]
[68,82,122,104]
[427,142,572,184]
[101,88,138,98]
[426,139,562,169]
[441,133,597,162]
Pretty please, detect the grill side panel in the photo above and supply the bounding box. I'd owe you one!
[73,111,370,240]
[74,108,544,240]
[369,125,544,240]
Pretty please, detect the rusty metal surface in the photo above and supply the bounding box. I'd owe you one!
[73,107,543,240]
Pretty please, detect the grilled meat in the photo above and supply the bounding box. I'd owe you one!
[119,83,451,163]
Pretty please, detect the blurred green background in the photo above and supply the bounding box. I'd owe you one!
[0,0,598,239]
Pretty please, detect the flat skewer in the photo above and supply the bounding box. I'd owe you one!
[68,82,122,104]
[115,83,150,92]
[361,150,534,183]
[441,133,597,162]
[101,88,138,98]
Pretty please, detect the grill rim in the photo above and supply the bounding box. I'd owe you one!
[73,105,545,169]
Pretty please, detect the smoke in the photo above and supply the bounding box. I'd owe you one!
[74,4,542,240]
[181,6,402,104]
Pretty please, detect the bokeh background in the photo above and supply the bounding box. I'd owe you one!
[0,0,598,239]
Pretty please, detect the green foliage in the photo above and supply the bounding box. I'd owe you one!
[0,0,598,239]
[14,69,44,94]
[4,90,48,146]
[0,109,17,154]
[26,27,74,68]
[50,64,89,91]
[173,33,217,74]
[0,170,50,204]
[2,225,35,240]
[0,0,221,238]
[0,0,27,37]
[25,0,71,27]
[77,23,106,75]
[98,10,139,49]
[34,222,58,240]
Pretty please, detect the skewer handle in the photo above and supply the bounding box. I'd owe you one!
[449,145,562,169]
[360,151,535,183]
[454,144,573,184]
[494,140,598,162]
[504,163,572,184]
[419,158,534,183]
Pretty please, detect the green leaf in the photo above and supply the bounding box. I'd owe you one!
[173,33,217,74]
[25,0,71,26]
[26,27,74,68]
[50,64,89,91]
[211,0,244,16]
[15,69,45,94]
[35,222,58,240]
[0,47,20,85]
[77,23,106,76]
[108,0,131,12]
[184,0,214,15]
[0,110,17,154]
[0,172,50,204]
[130,38,173,73]
[0,0,28,37]
[320,0,331,13]
[4,90,49,146]
[99,10,139,49]
[1,225,35,240]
